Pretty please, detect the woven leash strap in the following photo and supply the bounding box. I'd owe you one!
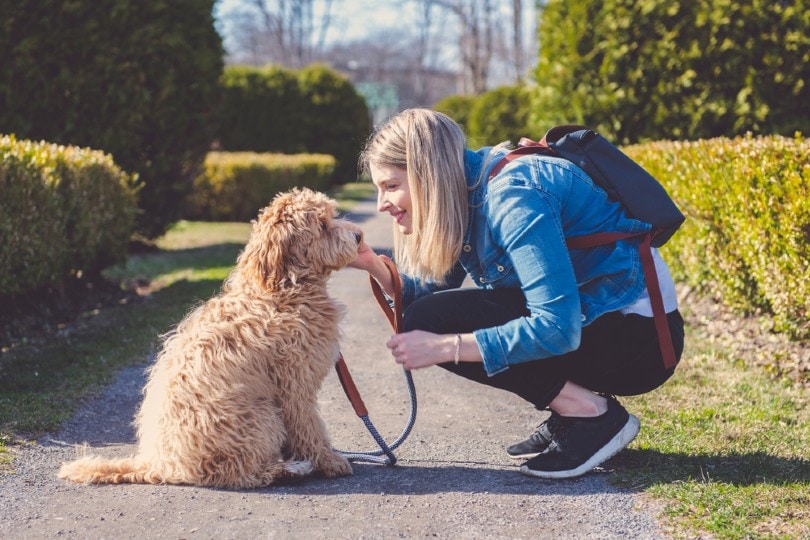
[334,255,417,465]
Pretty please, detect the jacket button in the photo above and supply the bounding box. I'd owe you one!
[479,276,486,283]
[581,314,587,322]
[463,245,471,252]
[497,265,505,272]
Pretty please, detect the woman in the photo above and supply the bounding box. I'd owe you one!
[349,109,684,479]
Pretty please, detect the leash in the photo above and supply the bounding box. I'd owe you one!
[334,255,416,465]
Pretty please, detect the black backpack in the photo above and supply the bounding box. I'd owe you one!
[488,125,685,369]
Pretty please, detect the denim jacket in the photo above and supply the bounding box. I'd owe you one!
[400,146,653,376]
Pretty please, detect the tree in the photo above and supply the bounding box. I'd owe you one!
[533,0,810,142]
[425,0,534,93]
[222,0,339,67]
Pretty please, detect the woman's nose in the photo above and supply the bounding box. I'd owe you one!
[377,191,390,212]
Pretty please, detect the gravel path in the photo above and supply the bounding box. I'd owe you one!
[0,198,665,539]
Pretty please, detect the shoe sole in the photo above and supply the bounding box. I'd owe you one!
[519,414,640,479]
[507,450,543,460]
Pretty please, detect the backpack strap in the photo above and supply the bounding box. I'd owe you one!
[567,231,678,370]
[488,140,678,370]
[487,137,553,180]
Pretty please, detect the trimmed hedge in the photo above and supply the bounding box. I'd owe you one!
[216,64,371,183]
[0,0,224,240]
[625,134,810,338]
[183,152,336,222]
[0,135,138,296]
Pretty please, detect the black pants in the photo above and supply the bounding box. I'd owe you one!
[403,288,685,410]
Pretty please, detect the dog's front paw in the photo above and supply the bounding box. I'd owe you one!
[316,452,353,478]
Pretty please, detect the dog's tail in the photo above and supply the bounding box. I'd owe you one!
[58,454,159,485]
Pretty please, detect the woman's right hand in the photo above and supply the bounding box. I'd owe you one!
[348,238,379,272]
[348,240,397,297]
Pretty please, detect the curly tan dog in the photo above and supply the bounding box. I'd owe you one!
[59,188,359,488]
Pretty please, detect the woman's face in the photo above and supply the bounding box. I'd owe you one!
[370,162,413,235]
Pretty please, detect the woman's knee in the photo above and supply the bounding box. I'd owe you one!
[402,288,528,334]
[402,295,448,333]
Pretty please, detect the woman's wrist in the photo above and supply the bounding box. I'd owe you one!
[449,332,482,364]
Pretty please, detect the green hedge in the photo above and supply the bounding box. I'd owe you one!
[0,135,138,296]
[183,152,336,222]
[467,85,534,147]
[625,134,810,338]
[0,0,224,240]
[216,64,371,183]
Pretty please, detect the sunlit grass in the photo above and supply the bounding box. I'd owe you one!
[611,324,810,538]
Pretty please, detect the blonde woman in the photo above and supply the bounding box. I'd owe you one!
[349,109,684,479]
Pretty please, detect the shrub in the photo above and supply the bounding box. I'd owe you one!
[296,64,372,182]
[183,152,336,222]
[0,135,138,296]
[0,0,224,239]
[215,64,371,184]
[433,94,479,136]
[625,133,810,338]
[467,85,534,146]
[216,66,306,154]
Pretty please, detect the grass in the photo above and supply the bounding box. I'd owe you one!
[1,181,808,537]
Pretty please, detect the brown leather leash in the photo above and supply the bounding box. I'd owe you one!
[334,255,416,465]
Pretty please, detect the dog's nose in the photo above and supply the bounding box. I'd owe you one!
[353,231,363,245]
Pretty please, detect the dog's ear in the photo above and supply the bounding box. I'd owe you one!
[237,190,325,291]
[237,208,293,291]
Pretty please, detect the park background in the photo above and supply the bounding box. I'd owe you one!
[1,1,808,538]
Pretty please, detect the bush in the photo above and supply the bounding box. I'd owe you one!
[183,152,336,222]
[0,0,223,239]
[296,64,372,182]
[215,64,371,184]
[0,135,138,296]
[433,94,479,136]
[625,133,810,338]
[216,66,306,154]
[467,85,534,146]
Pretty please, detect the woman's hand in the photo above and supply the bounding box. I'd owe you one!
[347,238,378,272]
[386,330,455,370]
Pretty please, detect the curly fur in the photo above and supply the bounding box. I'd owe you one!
[59,188,360,488]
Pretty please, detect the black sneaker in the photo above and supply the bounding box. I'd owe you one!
[506,411,564,459]
[520,396,640,479]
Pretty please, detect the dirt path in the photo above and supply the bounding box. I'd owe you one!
[0,198,665,539]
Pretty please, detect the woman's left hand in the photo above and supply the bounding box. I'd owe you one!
[386,330,453,370]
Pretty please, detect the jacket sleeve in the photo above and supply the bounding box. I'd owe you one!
[473,182,583,376]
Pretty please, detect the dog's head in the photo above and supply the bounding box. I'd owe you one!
[237,188,362,291]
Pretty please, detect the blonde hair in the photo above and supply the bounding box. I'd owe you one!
[360,109,469,283]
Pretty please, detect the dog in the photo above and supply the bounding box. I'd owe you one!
[59,188,360,488]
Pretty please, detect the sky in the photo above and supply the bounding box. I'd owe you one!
[215,0,426,54]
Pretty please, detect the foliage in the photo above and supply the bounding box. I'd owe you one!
[626,133,810,338]
[0,0,224,239]
[534,0,810,143]
[216,66,306,154]
[297,64,372,181]
[183,151,336,222]
[0,135,138,296]
[467,85,534,146]
[216,64,371,183]
[433,94,479,136]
